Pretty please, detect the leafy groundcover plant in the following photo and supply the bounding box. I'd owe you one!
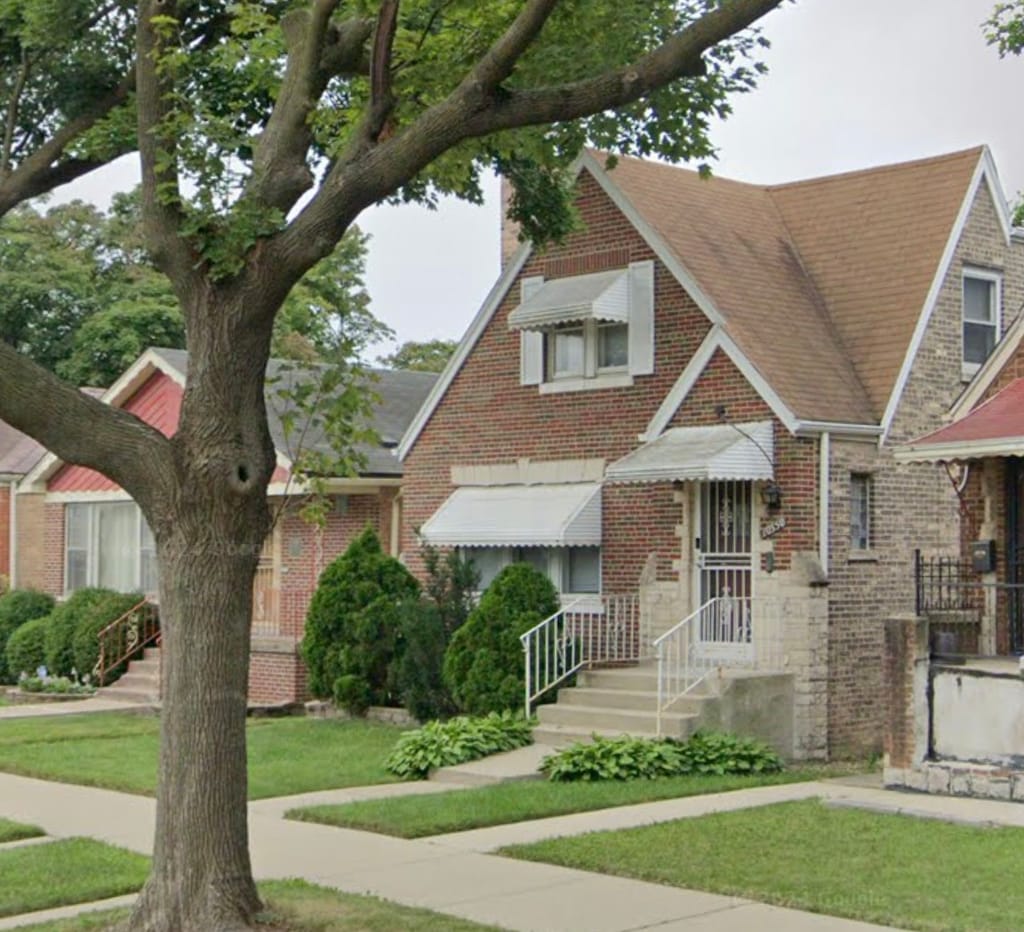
[541,732,783,782]
[385,711,534,780]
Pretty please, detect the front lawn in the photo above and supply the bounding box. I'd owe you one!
[0,838,149,918]
[16,879,500,931]
[0,712,404,798]
[0,817,44,843]
[503,799,1024,932]
[287,766,848,838]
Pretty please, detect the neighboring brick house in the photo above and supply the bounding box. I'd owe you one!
[399,146,1024,759]
[17,347,437,705]
[0,421,45,590]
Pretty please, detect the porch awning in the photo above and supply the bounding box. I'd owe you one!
[605,421,774,484]
[419,483,601,547]
[896,378,1024,463]
[507,269,629,331]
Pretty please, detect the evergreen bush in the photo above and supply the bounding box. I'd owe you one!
[0,589,55,683]
[301,526,420,713]
[71,591,145,683]
[5,616,51,680]
[44,588,123,677]
[443,563,559,715]
[396,599,455,722]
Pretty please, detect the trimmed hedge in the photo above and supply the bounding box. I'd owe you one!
[71,591,145,683]
[44,588,124,678]
[443,563,559,715]
[0,590,55,683]
[301,526,420,713]
[5,616,51,680]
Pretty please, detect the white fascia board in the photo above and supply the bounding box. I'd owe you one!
[793,420,882,439]
[641,326,800,440]
[45,489,134,503]
[879,150,994,444]
[398,243,534,461]
[894,436,1024,464]
[642,327,722,440]
[578,151,726,329]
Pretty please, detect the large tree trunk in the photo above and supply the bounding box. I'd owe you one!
[127,297,278,932]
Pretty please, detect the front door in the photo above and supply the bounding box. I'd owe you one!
[695,480,754,660]
[1007,458,1024,653]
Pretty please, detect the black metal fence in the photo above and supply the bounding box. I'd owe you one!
[914,550,983,615]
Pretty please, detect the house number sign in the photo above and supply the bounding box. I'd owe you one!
[760,516,786,539]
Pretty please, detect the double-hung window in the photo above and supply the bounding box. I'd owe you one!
[962,270,1000,377]
[64,502,157,596]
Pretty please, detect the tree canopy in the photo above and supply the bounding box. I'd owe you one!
[378,337,457,372]
[0,2,785,929]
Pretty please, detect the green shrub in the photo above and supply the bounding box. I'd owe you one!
[301,526,420,713]
[5,616,51,680]
[71,591,145,683]
[422,545,479,638]
[541,731,784,783]
[44,588,124,677]
[396,600,456,723]
[385,711,534,780]
[443,563,559,715]
[0,589,55,683]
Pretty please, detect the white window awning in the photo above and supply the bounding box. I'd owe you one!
[420,483,601,547]
[606,421,774,484]
[507,269,629,331]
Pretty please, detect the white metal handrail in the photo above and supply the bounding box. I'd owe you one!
[654,595,789,735]
[521,593,640,715]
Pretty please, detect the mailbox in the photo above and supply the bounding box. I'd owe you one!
[971,539,996,574]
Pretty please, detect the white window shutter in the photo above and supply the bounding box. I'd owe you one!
[519,276,545,385]
[628,260,655,376]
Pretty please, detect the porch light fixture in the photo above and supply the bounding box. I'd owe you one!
[760,481,782,511]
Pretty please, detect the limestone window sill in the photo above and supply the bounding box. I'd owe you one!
[848,550,879,564]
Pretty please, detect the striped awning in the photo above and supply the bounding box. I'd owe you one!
[419,483,601,547]
[507,269,629,331]
[606,421,774,484]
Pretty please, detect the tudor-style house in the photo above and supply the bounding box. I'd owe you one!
[399,146,1024,759]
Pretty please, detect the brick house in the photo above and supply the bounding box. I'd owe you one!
[0,421,45,590]
[399,146,1024,759]
[16,347,437,705]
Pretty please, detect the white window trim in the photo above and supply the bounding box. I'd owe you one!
[961,268,1002,381]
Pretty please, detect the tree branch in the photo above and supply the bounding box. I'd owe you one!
[271,0,783,278]
[0,343,172,506]
[136,0,199,289]
[366,0,400,142]
[461,0,559,97]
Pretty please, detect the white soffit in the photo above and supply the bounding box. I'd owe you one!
[606,421,774,484]
[420,483,601,547]
[507,269,629,331]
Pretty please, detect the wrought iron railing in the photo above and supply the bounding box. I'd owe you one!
[654,596,788,735]
[521,593,640,715]
[914,550,982,614]
[95,599,159,686]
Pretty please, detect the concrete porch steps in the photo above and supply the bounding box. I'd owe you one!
[97,647,160,706]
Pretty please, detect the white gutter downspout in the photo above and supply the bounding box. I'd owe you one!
[819,433,830,575]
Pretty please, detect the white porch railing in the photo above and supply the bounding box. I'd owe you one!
[522,593,640,715]
[654,595,788,735]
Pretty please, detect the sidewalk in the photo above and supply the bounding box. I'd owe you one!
[0,698,151,719]
[0,771,903,932]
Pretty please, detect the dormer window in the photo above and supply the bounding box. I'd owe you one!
[514,261,654,392]
[962,269,1001,379]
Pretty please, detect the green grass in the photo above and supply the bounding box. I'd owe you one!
[503,799,1024,932]
[15,879,500,931]
[0,838,149,918]
[0,712,403,798]
[0,817,44,843]
[287,766,850,838]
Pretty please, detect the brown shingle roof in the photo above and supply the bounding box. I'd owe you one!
[0,421,45,477]
[601,147,984,424]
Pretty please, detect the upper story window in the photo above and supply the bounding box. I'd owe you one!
[65,501,157,596]
[512,261,654,393]
[962,269,1001,378]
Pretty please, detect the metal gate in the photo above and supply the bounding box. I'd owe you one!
[695,480,754,660]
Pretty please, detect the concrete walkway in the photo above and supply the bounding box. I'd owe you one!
[0,697,151,719]
[0,771,910,932]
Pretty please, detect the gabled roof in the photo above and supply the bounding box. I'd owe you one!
[25,347,437,488]
[400,146,1004,458]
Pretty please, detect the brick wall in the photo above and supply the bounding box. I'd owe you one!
[13,493,46,591]
[826,181,1024,757]
[0,485,9,582]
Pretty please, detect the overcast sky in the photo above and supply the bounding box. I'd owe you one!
[52,0,1024,359]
